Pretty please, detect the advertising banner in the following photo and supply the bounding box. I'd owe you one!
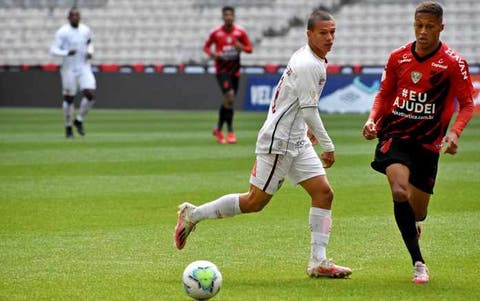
[245,74,382,112]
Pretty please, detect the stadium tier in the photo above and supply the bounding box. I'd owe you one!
[0,0,479,66]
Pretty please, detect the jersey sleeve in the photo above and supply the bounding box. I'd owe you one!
[302,107,335,152]
[50,29,69,56]
[294,62,334,151]
[449,58,474,137]
[87,27,94,55]
[369,53,398,123]
[294,63,322,109]
[239,30,252,53]
[203,31,215,56]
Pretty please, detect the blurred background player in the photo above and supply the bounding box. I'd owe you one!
[51,7,96,139]
[203,6,252,144]
[362,1,474,284]
[176,10,351,279]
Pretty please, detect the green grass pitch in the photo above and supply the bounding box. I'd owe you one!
[0,108,479,300]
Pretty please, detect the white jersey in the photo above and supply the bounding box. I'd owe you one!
[51,23,93,69]
[255,44,334,155]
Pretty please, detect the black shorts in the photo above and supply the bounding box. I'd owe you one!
[371,137,439,194]
[216,73,239,95]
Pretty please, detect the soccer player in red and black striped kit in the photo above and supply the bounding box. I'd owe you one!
[362,1,474,284]
[203,6,252,144]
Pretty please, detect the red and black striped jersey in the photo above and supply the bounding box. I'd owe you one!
[203,24,252,76]
[370,41,474,152]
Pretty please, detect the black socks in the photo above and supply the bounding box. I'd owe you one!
[393,201,424,265]
[218,105,234,132]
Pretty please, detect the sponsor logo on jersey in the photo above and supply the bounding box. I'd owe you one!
[431,60,448,70]
[445,48,469,80]
[411,71,423,84]
[393,89,436,117]
[398,54,412,64]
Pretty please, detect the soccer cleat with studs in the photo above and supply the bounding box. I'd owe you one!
[306,258,352,278]
[65,126,74,139]
[174,202,197,250]
[212,128,226,144]
[412,261,429,284]
[227,132,237,144]
[73,119,85,136]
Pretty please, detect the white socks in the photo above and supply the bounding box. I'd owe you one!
[191,194,241,223]
[309,207,331,261]
[77,97,95,122]
[62,100,74,126]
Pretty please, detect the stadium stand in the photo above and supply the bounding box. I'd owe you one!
[0,0,479,67]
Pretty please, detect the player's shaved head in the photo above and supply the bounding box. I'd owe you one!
[68,7,80,17]
[415,1,443,20]
[68,7,81,27]
[307,9,334,30]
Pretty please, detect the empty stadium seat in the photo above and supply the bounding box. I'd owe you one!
[0,0,479,66]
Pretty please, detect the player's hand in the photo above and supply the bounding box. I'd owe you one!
[320,151,335,168]
[67,49,77,56]
[362,119,377,140]
[443,131,459,155]
[234,40,244,51]
[307,128,318,146]
[211,52,222,60]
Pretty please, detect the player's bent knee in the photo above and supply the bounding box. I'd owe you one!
[324,189,334,203]
[391,186,409,202]
[243,200,269,213]
[239,190,271,213]
[83,89,95,100]
[64,95,75,103]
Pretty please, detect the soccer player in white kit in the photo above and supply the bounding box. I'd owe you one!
[175,10,352,278]
[51,8,96,138]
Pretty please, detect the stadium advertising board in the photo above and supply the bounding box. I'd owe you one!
[245,74,382,112]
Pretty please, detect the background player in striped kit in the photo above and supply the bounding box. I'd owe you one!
[203,6,252,144]
[51,7,96,138]
[362,0,474,284]
[176,9,352,278]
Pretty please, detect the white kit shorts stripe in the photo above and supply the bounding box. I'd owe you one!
[249,145,326,195]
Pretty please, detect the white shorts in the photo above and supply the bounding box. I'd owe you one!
[249,145,325,195]
[61,65,96,95]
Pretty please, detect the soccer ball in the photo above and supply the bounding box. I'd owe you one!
[182,260,223,300]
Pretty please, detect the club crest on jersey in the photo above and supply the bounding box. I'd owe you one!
[411,71,422,84]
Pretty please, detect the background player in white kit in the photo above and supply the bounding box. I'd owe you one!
[175,10,351,278]
[51,8,96,138]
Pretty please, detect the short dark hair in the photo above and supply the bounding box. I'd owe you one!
[222,6,235,14]
[307,9,334,30]
[68,7,80,16]
[415,1,443,20]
